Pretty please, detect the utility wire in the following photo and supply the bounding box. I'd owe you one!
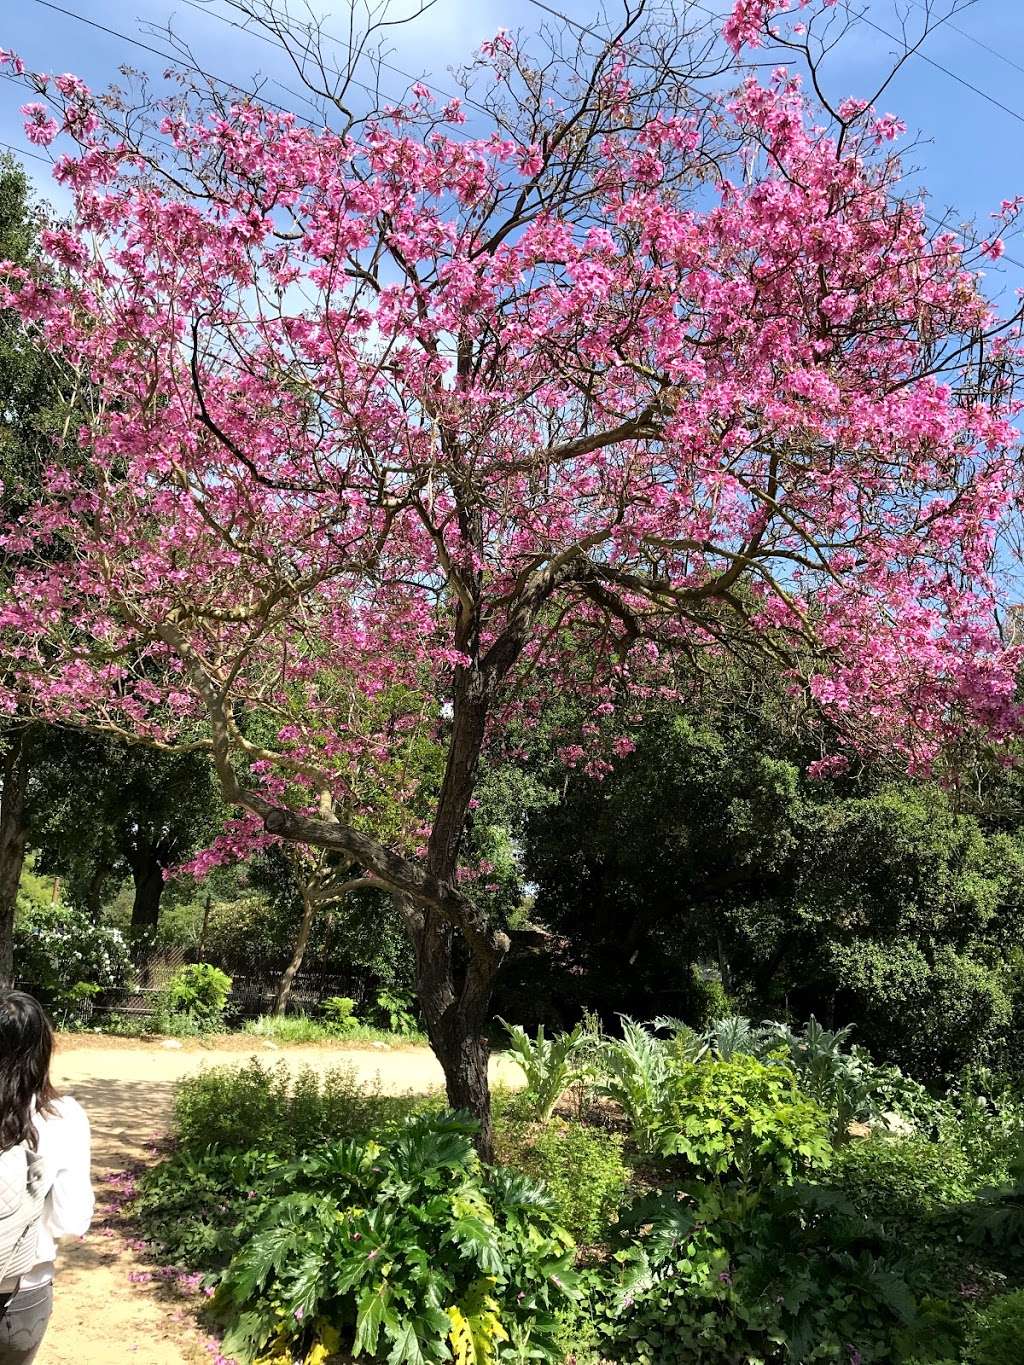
[905,0,1024,81]
[182,0,467,107]
[0,136,50,165]
[526,0,1024,272]
[854,6,1024,128]
[8,0,1024,274]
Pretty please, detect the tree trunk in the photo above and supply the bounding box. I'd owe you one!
[84,863,111,922]
[129,844,166,930]
[410,903,498,1157]
[0,728,32,989]
[430,1003,493,1150]
[273,885,317,1015]
[416,673,503,1159]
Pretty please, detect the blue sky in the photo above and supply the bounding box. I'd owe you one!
[2,0,1023,304]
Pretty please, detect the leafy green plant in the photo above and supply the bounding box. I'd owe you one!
[833,1134,975,1230]
[160,962,232,1031]
[595,1017,673,1156]
[656,1053,832,1185]
[962,1153,1024,1259]
[376,988,419,1035]
[212,1112,579,1364]
[595,1180,922,1364]
[497,1120,628,1244]
[969,1288,1024,1365]
[867,1063,947,1131]
[500,1018,588,1123]
[705,1014,759,1061]
[242,1012,426,1046]
[758,1017,877,1139]
[53,979,101,1028]
[322,994,358,1030]
[172,1060,431,1158]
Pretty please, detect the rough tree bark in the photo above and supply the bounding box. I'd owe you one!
[84,862,112,922]
[0,727,32,988]
[416,673,502,1158]
[272,881,317,1015]
[128,839,168,930]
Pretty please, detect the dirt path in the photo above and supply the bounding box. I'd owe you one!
[44,1034,523,1365]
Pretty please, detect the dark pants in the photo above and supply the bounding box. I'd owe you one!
[0,1282,53,1364]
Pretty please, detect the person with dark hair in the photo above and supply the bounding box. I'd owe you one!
[0,991,93,1364]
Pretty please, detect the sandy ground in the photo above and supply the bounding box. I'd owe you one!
[42,1034,523,1365]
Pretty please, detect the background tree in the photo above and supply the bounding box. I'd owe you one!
[524,682,1024,1080]
[29,733,227,931]
[0,154,80,983]
[2,2,1023,1148]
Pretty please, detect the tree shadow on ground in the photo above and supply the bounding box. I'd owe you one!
[58,1076,178,1175]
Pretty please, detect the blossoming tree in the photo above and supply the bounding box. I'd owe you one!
[2,0,1022,1147]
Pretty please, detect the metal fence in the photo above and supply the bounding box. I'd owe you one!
[21,943,370,1025]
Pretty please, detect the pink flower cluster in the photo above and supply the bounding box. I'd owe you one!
[0,25,1020,857]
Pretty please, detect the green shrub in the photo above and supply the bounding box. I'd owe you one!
[211,1112,578,1364]
[596,1017,674,1156]
[322,994,358,1030]
[173,1059,430,1158]
[687,965,732,1029]
[828,941,1012,1084]
[830,1134,977,1294]
[595,1181,921,1364]
[497,1120,628,1244]
[970,1289,1024,1365]
[375,988,419,1035]
[500,1018,589,1123]
[14,901,134,1013]
[833,1135,974,1227]
[945,1077,1024,1187]
[656,1053,832,1184]
[159,962,232,1031]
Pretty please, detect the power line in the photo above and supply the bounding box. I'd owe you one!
[27,0,480,148]
[184,0,466,107]
[173,0,507,145]
[29,0,324,126]
[855,7,1024,129]
[0,136,51,165]
[9,0,1024,276]
[905,0,1024,82]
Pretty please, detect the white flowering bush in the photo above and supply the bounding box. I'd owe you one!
[15,902,135,1014]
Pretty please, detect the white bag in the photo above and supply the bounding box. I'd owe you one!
[0,1141,45,1293]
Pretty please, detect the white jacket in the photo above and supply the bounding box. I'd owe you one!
[20,1095,94,1289]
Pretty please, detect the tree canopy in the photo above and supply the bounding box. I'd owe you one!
[1,0,1023,1139]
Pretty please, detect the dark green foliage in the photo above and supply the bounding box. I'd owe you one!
[827,939,1012,1083]
[211,852,415,995]
[496,1120,628,1244]
[523,711,805,1027]
[142,1111,578,1365]
[132,1028,1024,1365]
[970,1289,1024,1365]
[589,1182,921,1364]
[523,695,1024,1084]
[30,733,227,931]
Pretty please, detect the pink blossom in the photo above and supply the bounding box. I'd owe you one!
[20,102,59,146]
